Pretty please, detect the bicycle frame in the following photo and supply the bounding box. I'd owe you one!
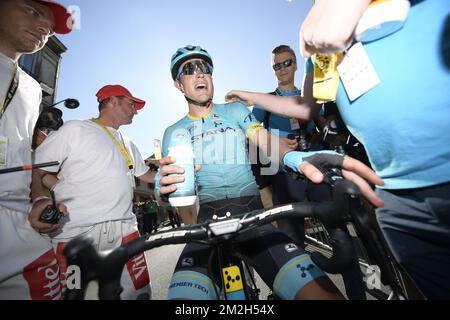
[63,179,402,300]
[207,212,268,300]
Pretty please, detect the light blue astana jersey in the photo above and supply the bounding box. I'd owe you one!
[162,102,261,204]
[309,0,450,190]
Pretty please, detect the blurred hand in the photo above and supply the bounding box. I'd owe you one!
[299,0,370,57]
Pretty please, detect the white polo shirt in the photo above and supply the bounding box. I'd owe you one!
[34,119,149,228]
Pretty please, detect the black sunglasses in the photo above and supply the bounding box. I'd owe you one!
[273,59,296,71]
[177,60,213,79]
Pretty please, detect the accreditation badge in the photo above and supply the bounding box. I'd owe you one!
[337,42,381,102]
[0,136,8,166]
[290,118,300,131]
[313,53,343,102]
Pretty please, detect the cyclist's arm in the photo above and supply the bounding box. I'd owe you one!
[225,63,321,119]
[225,92,318,120]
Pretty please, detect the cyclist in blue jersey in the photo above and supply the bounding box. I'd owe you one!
[157,45,382,300]
[226,0,450,299]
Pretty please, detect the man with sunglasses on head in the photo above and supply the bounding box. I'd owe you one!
[0,0,72,299]
[156,45,382,300]
[32,85,154,300]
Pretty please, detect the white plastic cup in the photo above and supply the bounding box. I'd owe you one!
[168,145,197,207]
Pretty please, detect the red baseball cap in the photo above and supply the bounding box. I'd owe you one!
[35,0,73,35]
[96,85,146,111]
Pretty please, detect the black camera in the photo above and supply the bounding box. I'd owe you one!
[322,119,371,167]
[36,108,64,131]
[288,128,310,152]
[39,191,63,225]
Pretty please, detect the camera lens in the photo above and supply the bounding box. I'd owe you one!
[298,131,309,152]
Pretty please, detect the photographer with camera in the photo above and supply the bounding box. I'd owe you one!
[0,0,73,300]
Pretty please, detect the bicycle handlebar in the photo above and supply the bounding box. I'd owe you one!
[64,179,359,300]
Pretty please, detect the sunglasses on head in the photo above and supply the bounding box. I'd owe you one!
[273,59,296,71]
[177,60,213,79]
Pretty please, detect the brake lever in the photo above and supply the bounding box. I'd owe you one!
[310,180,359,273]
[63,235,97,300]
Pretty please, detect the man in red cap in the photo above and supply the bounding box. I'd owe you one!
[0,0,73,299]
[31,85,154,300]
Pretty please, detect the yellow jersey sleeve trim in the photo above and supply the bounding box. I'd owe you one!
[246,123,264,139]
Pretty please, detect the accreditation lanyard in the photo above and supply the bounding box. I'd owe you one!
[91,118,134,170]
[0,64,19,121]
[274,89,305,130]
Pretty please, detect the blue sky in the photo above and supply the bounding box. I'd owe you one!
[54,0,312,157]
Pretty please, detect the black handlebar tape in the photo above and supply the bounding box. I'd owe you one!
[333,180,360,216]
[63,235,96,300]
[120,228,209,261]
[347,196,403,292]
[310,227,356,273]
[97,248,128,300]
[63,235,128,300]
[308,180,359,273]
